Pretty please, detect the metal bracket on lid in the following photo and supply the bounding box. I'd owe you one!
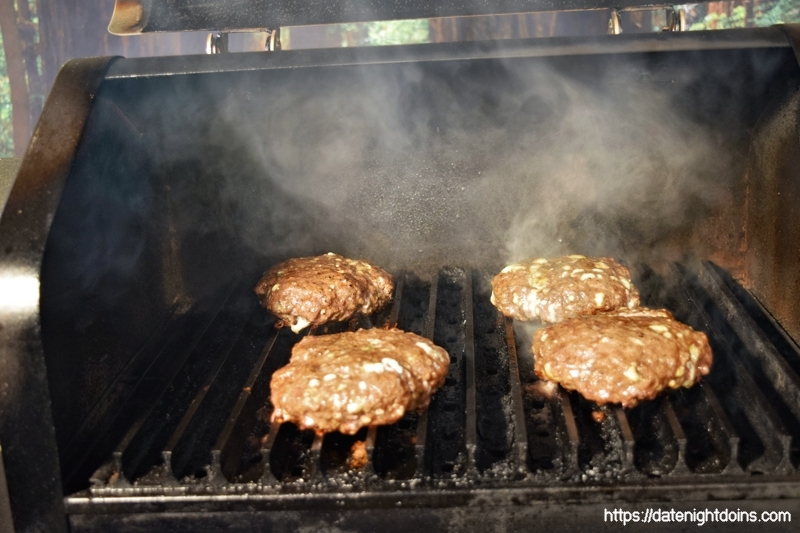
[206,32,229,54]
[205,29,280,54]
[608,9,621,35]
[265,28,281,51]
[664,7,686,32]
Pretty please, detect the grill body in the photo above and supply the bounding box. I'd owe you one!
[1,28,800,532]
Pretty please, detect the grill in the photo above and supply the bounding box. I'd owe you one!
[66,262,800,510]
[2,10,800,532]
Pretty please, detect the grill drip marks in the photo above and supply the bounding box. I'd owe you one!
[76,262,800,506]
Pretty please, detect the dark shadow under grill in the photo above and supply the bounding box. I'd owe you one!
[69,261,800,513]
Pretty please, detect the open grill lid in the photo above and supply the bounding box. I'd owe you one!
[110,0,694,34]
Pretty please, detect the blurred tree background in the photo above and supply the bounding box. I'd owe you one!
[682,0,800,30]
[0,28,12,157]
[1,0,799,158]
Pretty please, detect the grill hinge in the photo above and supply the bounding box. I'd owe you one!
[206,32,229,54]
[206,29,281,54]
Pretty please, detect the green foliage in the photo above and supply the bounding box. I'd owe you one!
[364,20,430,46]
[686,0,800,31]
[689,5,747,30]
[339,19,430,47]
[0,27,14,158]
[756,0,800,25]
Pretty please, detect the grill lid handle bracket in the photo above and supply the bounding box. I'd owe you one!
[265,28,281,51]
[206,32,229,54]
[205,29,280,54]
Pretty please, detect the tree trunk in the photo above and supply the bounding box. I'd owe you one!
[0,0,32,156]
[16,0,45,129]
[37,0,72,96]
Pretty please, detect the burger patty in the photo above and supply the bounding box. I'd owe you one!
[491,255,640,323]
[532,308,713,407]
[254,253,394,333]
[270,328,449,434]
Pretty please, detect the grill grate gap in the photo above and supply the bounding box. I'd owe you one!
[512,320,568,477]
[373,272,430,480]
[502,317,530,477]
[572,394,624,480]
[471,271,515,475]
[627,400,678,477]
[668,387,731,474]
[427,269,468,480]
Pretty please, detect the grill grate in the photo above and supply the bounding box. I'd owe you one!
[71,262,800,510]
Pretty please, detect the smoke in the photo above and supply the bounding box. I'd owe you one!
[206,51,743,277]
[492,61,736,266]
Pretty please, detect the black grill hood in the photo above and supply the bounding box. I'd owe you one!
[110,0,692,34]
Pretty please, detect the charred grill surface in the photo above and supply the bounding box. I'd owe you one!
[71,263,800,513]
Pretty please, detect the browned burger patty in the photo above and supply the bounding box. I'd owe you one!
[254,253,393,333]
[270,328,449,434]
[491,255,640,323]
[532,308,713,407]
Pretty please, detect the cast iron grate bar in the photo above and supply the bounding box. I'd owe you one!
[559,394,581,477]
[415,271,439,478]
[715,265,800,381]
[699,383,743,475]
[625,397,676,476]
[260,417,282,485]
[306,434,325,483]
[371,272,432,480]
[504,317,529,476]
[387,272,405,328]
[661,397,690,476]
[614,407,636,474]
[363,426,378,479]
[463,270,478,473]
[208,327,281,485]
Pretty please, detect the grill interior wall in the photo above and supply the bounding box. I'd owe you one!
[744,84,800,344]
[37,45,800,493]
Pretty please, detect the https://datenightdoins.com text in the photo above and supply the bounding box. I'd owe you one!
[604,507,791,526]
